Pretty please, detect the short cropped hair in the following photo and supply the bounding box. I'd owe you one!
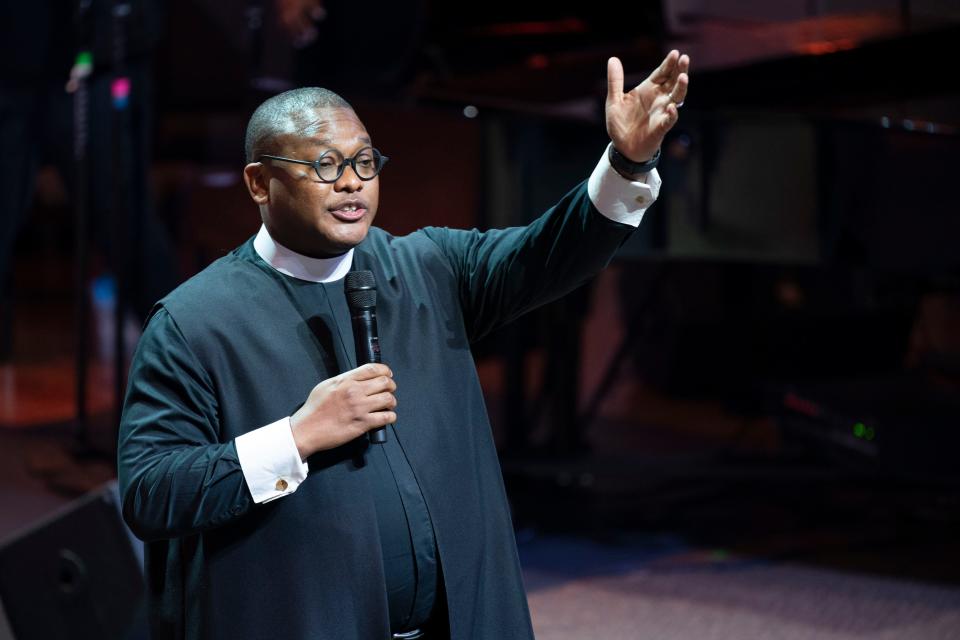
[244,88,354,162]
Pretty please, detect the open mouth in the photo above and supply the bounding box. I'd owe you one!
[329,201,368,222]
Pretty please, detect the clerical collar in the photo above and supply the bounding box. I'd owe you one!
[253,224,353,283]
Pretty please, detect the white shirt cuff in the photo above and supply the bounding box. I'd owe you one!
[235,417,309,503]
[586,143,662,228]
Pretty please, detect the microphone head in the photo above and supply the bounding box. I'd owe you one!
[345,270,377,309]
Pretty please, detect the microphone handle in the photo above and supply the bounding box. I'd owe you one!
[351,308,388,443]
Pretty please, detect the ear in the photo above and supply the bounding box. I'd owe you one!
[243,162,270,204]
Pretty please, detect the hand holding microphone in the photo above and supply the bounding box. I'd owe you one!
[289,362,397,460]
[289,270,393,458]
[345,270,390,444]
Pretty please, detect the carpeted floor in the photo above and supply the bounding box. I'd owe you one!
[522,533,960,639]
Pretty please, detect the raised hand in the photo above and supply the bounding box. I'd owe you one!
[605,50,690,163]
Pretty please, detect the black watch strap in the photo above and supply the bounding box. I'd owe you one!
[608,145,660,178]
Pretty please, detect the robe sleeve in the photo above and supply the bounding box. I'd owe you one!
[118,307,254,541]
[421,180,637,343]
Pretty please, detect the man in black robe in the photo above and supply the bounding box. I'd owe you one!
[118,51,690,639]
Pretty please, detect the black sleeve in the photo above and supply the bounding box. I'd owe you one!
[422,180,635,342]
[117,307,254,541]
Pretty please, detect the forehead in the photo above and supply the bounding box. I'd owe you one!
[280,108,372,154]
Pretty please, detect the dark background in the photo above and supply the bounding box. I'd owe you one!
[1,1,959,637]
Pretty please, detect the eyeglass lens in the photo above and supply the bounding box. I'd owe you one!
[317,149,383,181]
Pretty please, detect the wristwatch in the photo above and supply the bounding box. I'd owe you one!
[608,144,660,179]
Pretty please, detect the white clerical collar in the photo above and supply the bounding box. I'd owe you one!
[253,224,354,283]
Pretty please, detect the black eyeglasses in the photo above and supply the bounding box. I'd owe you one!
[258,147,389,183]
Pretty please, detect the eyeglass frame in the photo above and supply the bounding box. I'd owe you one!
[257,148,389,183]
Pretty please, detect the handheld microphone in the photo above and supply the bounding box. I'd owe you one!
[344,270,388,444]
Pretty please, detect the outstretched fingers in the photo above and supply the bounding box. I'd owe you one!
[649,50,680,85]
[606,57,625,103]
[667,72,689,105]
[659,103,680,132]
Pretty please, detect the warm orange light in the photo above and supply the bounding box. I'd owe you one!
[795,37,857,56]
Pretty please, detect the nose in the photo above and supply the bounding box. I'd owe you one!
[333,162,363,192]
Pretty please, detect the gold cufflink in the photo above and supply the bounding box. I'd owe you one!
[275,478,289,491]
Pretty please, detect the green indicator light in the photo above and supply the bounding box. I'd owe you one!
[853,422,865,438]
[75,51,93,66]
[865,427,876,441]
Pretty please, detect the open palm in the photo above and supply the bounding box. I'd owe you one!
[605,50,690,163]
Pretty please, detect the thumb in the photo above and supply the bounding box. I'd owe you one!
[606,57,624,104]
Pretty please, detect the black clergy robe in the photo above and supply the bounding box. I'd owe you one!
[117,180,636,640]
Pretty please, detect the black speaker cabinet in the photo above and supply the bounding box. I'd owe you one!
[0,481,147,640]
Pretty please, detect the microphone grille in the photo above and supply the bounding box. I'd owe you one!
[345,270,377,309]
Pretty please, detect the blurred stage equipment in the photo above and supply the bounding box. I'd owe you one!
[0,482,147,640]
[463,29,960,492]
[776,375,960,478]
[69,0,168,459]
